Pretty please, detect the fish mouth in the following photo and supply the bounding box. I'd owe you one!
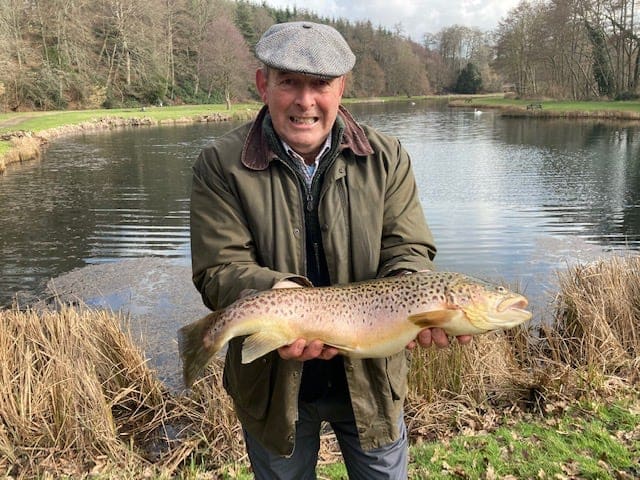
[497,295,529,312]
[496,295,532,322]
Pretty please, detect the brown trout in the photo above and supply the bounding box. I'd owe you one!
[178,271,532,385]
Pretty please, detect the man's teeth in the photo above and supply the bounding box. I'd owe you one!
[292,117,317,124]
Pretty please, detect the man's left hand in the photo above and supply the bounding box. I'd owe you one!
[407,328,472,349]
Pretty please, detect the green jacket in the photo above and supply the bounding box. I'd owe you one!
[190,105,436,456]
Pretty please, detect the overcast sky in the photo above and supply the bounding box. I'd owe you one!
[260,0,521,40]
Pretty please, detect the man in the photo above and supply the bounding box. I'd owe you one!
[190,21,471,479]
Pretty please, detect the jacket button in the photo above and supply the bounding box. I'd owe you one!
[321,224,329,231]
[293,228,300,237]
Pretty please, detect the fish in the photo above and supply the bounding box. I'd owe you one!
[178,271,532,386]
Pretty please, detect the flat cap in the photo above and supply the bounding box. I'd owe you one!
[255,21,355,78]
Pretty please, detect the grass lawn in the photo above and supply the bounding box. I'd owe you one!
[0,103,261,135]
[462,96,640,114]
[206,399,640,479]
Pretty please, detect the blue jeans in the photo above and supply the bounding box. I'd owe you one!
[243,394,408,480]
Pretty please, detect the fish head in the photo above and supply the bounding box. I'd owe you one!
[445,275,532,332]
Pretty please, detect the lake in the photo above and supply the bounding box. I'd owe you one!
[1,100,639,383]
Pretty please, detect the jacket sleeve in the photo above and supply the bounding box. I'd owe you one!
[190,147,309,310]
[377,139,437,277]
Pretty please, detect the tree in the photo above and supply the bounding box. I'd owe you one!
[494,1,547,97]
[454,62,483,93]
[198,16,255,108]
[434,25,490,92]
[585,21,615,96]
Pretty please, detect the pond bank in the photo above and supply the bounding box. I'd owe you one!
[0,108,257,174]
[6,96,640,174]
[449,96,640,120]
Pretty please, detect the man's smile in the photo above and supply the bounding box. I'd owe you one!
[290,116,319,125]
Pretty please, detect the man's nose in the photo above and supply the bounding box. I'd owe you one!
[295,85,316,108]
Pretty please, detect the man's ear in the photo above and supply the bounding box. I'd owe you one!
[255,69,268,103]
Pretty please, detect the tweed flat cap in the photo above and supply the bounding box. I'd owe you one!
[255,21,355,77]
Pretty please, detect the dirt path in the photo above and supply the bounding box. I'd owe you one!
[0,114,34,130]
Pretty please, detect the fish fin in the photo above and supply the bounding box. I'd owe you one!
[238,288,259,299]
[177,311,221,387]
[408,310,458,328]
[242,331,291,364]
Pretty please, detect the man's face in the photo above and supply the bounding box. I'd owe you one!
[256,68,345,159]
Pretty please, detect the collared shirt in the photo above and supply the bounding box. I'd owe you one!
[281,133,332,188]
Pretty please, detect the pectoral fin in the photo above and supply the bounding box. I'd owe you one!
[408,310,458,328]
[241,331,291,364]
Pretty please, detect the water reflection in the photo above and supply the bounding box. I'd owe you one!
[0,123,237,305]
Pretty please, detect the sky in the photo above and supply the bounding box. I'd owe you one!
[260,0,522,40]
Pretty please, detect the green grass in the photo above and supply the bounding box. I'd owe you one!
[186,400,639,480]
[0,103,260,135]
[468,96,640,113]
[413,401,639,479]
[4,96,640,138]
[276,401,639,480]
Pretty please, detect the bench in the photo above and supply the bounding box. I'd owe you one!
[527,103,543,110]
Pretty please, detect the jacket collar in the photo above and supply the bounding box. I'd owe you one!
[241,105,374,171]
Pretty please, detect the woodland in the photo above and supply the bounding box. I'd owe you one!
[2,0,640,111]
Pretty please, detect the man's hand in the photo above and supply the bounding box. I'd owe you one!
[407,328,472,349]
[272,279,305,289]
[278,339,339,361]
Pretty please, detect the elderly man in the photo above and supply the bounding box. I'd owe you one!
[190,21,471,479]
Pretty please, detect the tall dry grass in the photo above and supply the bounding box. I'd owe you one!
[406,255,639,439]
[0,305,242,478]
[1,255,638,477]
[546,256,639,370]
[0,136,41,173]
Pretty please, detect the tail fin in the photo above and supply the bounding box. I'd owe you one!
[177,311,220,387]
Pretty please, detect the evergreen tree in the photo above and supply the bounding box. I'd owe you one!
[454,62,482,93]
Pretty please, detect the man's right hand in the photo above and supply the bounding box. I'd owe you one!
[278,339,339,361]
[272,279,304,289]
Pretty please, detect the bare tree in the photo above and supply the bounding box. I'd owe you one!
[198,16,256,108]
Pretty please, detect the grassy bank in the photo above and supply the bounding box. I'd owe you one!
[5,95,640,174]
[450,96,640,119]
[0,104,260,174]
[1,255,638,478]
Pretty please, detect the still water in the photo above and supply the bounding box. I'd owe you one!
[1,101,640,313]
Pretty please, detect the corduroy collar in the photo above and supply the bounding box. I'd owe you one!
[241,105,374,171]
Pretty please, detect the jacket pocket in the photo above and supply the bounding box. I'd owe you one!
[385,350,410,401]
[223,337,273,420]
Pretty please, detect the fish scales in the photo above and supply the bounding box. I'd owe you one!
[178,271,532,386]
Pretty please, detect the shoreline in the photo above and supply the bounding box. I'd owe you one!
[0,108,257,174]
[4,96,640,173]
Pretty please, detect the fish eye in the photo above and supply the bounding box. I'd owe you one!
[496,286,507,293]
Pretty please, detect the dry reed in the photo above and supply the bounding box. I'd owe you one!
[1,255,638,477]
[543,255,640,381]
[0,136,42,173]
[0,305,243,478]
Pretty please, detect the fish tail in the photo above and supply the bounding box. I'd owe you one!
[177,311,221,387]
